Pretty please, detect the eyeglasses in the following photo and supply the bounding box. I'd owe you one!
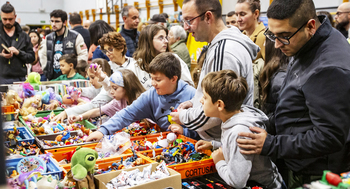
[50,20,62,23]
[264,21,308,45]
[182,10,215,26]
[336,11,350,16]
[154,36,168,42]
[101,47,114,54]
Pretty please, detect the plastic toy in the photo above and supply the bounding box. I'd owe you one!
[5,90,22,110]
[62,86,90,106]
[67,147,98,189]
[20,95,42,119]
[6,126,20,147]
[36,175,58,189]
[17,156,47,174]
[8,170,42,189]
[19,82,35,99]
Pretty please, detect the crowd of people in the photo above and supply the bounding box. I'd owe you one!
[1,0,350,188]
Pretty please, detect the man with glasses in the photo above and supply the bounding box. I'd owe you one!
[39,9,88,80]
[335,2,350,39]
[120,6,140,57]
[0,2,34,84]
[237,0,350,187]
[170,0,259,142]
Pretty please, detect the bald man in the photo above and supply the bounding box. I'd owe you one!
[335,2,350,38]
[83,20,91,29]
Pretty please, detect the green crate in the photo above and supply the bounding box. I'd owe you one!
[18,110,97,136]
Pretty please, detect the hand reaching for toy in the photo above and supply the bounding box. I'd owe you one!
[195,140,213,152]
[212,147,225,164]
[168,124,183,135]
[177,100,193,110]
[67,115,83,124]
[52,111,67,123]
[86,131,104,142]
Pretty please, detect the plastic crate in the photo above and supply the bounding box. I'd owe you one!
[6,154,64,179]
[36,131,99,151]
[4,127,35,146]
[139,135,216,179]
[19,110,97,136]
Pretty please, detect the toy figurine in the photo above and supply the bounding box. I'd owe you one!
[67,147,98,189]
[20,95,42,118]
[5,90,22,110]
[6,126,20,147]
[62,87,90,106]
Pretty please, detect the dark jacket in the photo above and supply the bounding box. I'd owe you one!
[119,25,139,57]
[44,28,78,80]
[73,25,90,50]
[262,15,350,175]
[0,21,34,78]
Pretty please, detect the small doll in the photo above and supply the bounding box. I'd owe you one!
[62,87,90,106]
[20,95,42,119]
[5,90,22,110]
[18,83,35,99]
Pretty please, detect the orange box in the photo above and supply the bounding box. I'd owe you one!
[138,135,216,179]
[2,105,14,113]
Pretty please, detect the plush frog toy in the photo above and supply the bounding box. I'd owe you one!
[68,147,98,189]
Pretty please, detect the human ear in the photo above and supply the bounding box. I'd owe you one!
[254,9,260,20]
[217,100,225,112]
[171,75,178,83]
[306,19,317,36]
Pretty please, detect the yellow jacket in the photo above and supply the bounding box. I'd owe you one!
[244,22,266,60]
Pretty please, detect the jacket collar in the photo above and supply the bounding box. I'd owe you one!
[170,39,186,49]
[294,15,331,58]
[243,22,266,42]
[122,25,138,38]
[0,21,22,35]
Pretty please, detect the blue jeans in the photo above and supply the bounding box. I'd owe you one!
[40,74,47,81]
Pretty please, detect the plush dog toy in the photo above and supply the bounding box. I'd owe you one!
[67,147,98,189]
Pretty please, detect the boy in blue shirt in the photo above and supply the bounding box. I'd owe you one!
[86,52,198,141]
[51,54,86,81]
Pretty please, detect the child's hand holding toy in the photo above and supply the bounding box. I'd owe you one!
[89,64,106,82]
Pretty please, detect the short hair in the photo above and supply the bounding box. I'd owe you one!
[91,58,112,76]
[201,70,248,112]
[161,13,169,19]
[98,32,127,56]
[183,0,222,20]
[1,2,15,14]
[170,25,187,40]
[237,0,260,16]
[59,54,77,69]
[317,11,334,27]
[76,59,88,78]
[267,0,317,28]
[88,20,115,46]
[50,9,68,23]
[121,5,135,17]
[149,52,181,81]
[227,11,236,17]
[22,25,30,32]
[69,12,82,25]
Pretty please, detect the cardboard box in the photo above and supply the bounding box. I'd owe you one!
[94,163,182,189]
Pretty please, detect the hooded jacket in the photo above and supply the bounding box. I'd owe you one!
[0,21,35,78]
[215,105,283,189]
[179,26,259,140]
[98,80,199,139]
[262,15,350,175]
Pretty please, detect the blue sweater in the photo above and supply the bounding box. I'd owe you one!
[92,46,110,61]
[99,80,199,139]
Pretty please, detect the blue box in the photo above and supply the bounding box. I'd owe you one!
[6,154,63,179]
[4,127,35,146]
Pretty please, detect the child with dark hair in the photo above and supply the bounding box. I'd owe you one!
[76,59,88,78]
[86,52,198,141]
[51,54,87,81]
[195,70,283,188]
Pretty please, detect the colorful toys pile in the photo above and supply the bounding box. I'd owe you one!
[6,142,40,157]
[41,130,91,148]
[122,121,158,137]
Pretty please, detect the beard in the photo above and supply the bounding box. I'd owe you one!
[4,23,14,29]
[336,19,349,30]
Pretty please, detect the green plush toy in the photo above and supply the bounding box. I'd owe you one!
[68,147,98,189]
[26,72,41,85]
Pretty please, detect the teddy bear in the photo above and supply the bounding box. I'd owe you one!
[67,147,98,189]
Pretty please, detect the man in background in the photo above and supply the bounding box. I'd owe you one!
[0,2,34,84]
[120,6,140,57]
[69,12,90,50]
[226,11,238,28]
[335,2,350,38]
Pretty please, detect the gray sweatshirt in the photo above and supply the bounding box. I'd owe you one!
[214,105,283,188]
[180,26,259,141]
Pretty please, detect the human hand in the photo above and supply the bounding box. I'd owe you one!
[177,100,193,110]
[88,64,105,82]
[237,127,267,155]
[52,111,67,123]
[168,124,183,135]
[2,49,13,59]
[8,47,19,55]
[212,147,225,164]
[169,111,182,125]
[67,115,82,124]
[86,131,104,142]
[195,140,213,152]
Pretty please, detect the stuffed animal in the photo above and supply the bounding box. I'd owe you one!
[67,147,98,189]
[63,87,90,105]
[20,95,42,119]
[5,90,22,110]
[19,83,35,99]
[26,72,41,85]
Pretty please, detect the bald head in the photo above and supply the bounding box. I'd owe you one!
[339,2,350,11]
[83,20,91,29]
[335,2,350,29]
